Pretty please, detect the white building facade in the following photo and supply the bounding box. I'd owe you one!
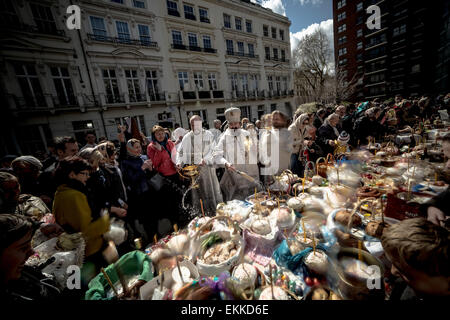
[0,0,294,155]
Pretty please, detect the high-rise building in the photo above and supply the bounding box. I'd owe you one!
[0,0,294,155]
[333,0,449,102]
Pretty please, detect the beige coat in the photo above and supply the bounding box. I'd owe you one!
[288,114,310,154]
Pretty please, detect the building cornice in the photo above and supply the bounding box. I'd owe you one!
[79,0,157,19]
[165,17,216,31]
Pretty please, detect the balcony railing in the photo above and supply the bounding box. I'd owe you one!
[149,92,166,102]
[226,51,258,59]
[212,91,224,99]
[52,95,78,107]
[128,93,147,103]
[185,13,196,20]
[172,44,217,53]
[87,34,158,47]
[182,91,196,100]
[168,9,180,17]
[2,22,65,36]
[105,94,125,104]
[258,90,265,98]
[198,91,211,99]
[200,16,210,23]
[235,91,245,99]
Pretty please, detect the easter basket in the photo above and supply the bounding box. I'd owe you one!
[316,153,334,178]
[190,215,245,277]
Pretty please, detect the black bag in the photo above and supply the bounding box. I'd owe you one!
[147,171,165,191]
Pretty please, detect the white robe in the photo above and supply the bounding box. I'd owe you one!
[176,130,222,214]
[208,128,222,145]
[259,128,293,176]
[213,128,260,201]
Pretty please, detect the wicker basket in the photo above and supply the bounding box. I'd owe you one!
[316,153,334,179]
[191,216,244,277]
[258,284,300,300]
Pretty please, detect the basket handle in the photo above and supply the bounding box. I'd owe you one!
[192,215,236,240]
[304,161,316,178]
[346,197,377,230]
[315,157,326,175]
[326,153,334,166]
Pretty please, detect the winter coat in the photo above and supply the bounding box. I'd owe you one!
[313,115,324,129]
[288,114,310,154]
[52,182,110,257]
[101,164,127,207]
[120,155,150,197]
[147,140,177,177]
[317,123,339,156]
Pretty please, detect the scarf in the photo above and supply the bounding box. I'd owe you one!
[153,133,172,158]
[126,140,141,158]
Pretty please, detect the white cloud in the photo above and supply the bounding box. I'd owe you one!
[297,0,323,5]
[290,18,335,71]
[251,0,286,16]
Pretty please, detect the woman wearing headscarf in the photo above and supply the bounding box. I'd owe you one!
[313,109,326,129]
[288,113,310,176]
[317,113,341,156]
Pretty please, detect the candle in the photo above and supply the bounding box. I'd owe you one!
[294,186,297,197]
[174,224,178,233]
[302,178,305,194]
[312,234,316,254]
[268,188,271,198]
[302,220,307,242]
[154,234,157,244]
[200,199,205,217]
[277,198,280,210]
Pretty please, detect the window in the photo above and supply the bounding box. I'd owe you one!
[338,47,347,56]
[356,41,363,50]
[138,25,152,45]
[178,71,189,90]
[146,70,160,100]
[356,2,363,11]
[167,0,179,16]
[275,76,281,91]
[337,0,346,9]
[338,35,347,45]
[357,29,363,37]
[273,48,279,60]
[240,106,251,120]
[188,33,198,48]
[230,74,238,91]
[265,47,270,60]
[282,77,288,91]
[263,25,269,37]
[339,58,348,66]
[411,64,421,73]
[125,70,142,102]
[393,24,407,36]
[226,39,234,54]
[271,27,276,39]
[241,74,248,91]
[172,30,183,45]
[203,35,212,49]
[248,44,255,57]
[111,0,124,3]
[258,105,265,119]
[267,75,273,91]
[14,64,45,107]
[51,67,75,106]
[237,41,244,55]
[216,108,225,123]
[270,104,277,112]
[338,24,346,33]
[115,116,146,136]
[103,69,121,103]
[338,12,346,21]
[30,4,57,34]
[250,74,259,91]
[116,21,130,43]
[279,29,285,41]
[235,17,242,31]
[246,20,252,33]
[199,8,209,23]
[281,49,286,61]
[193,72,204,90]
[133,0,145,8]
[90,16,107,39]
[356,16,363,25]
[356,53,363,62]
[184,4,195,20]
[208,73,217,90]
[224,14,231,28]
[0,0,19,26]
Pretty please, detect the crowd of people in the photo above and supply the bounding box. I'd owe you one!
[1,92,450,301]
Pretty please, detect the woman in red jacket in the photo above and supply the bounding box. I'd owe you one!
[146,125,184,232]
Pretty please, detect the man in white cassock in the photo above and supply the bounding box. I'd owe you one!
[213,107,260,201]
[208,119,223,145]
[259,110,294,182]
[176,115,222,215]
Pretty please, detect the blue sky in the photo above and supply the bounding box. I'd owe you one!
[252,0,335,54]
